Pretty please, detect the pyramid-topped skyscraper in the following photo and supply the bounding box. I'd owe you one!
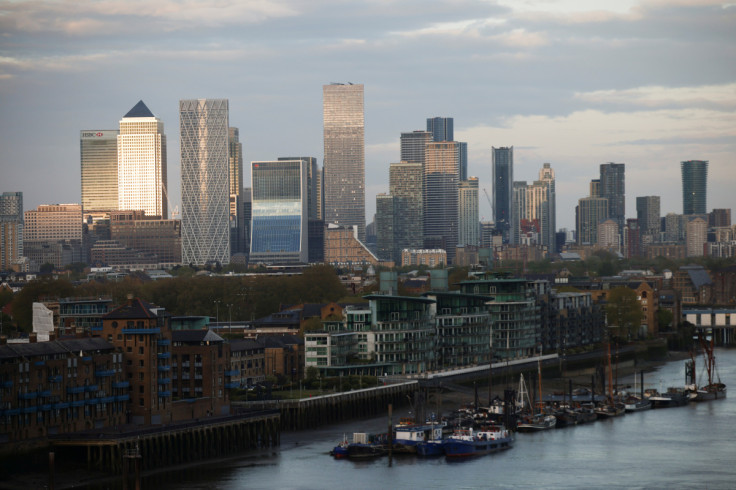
[117,100,168,217]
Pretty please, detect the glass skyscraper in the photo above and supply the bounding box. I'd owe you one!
[323,83,365,241]
[492,146,513,243]
[117,101,167,218]
[400,130,432,164]
[424,141,460,263]
[600,162,625,232]
[426,117,453,142]
[180,99,230,266]
[458,178,479,247]
[636,196,660,239]
[681,160,708,215]
[390,161,424,255]
[81,130,119,212]
[250,159,309,264]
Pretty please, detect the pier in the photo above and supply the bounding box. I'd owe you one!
[49,410,280,474]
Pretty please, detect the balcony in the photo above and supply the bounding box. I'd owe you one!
[157,378,171,385]
[71,400,85,407]
[86,398,100,405]
[54,402,70,409]
[225,382,239,389]
[157,365,171,372]
[40,390,52,397]
[115,394,130,402]
[95,369,116,377]
[121,327,161,335]
[1,380,12,388]
[18,392,38,400]
[84,384,99,392]
[225,369,239,377]
[157,391,171,398]
[157,352,171,360]
[40,404,52,411]
[157,339,171,346]
[112,381,130,389]
[48,375,62,383]
[34,360,45,366]
[100,396,115,403]
[22,406,38,414]
[67,386,85,394]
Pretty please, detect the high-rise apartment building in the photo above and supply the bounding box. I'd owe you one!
[375,194,396,261]
[597,219,619,251]
[390,161,424,255]
[180,99,231,266]
[400,131,432,165]
[424,141,460,263]
[709,208,731,228]
[492,146,513,243]
[512,181,528,245]
[576,196,608,245]
[681,160,708,215]
[117,101,167,218]
[600,163,625,231]
[459,178,479,247]
[636,196,660,240]
[250,159,309,264]
[229,128,243,198]
[458,142,468,182]
[426,117,453,142]
[1,192,23,270]
[512,163,556,250]
[323,83,365,240]
[686,216,707,257]
[80,130,119,212]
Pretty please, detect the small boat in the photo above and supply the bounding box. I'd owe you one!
[517,413,557,431]
[595,402,625,419]
[343,432,388,459]
[624,395,651,413]
[688,332,727,402]
[393,420,446,454]
[646,387,689,408]
[443,426,513,458]
[330,434,349,459]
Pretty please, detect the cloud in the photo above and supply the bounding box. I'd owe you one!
[574,84,736,111]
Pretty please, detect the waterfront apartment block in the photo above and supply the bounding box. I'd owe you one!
[0,337,128,443]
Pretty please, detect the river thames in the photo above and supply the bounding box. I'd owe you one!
[89,349,735,490]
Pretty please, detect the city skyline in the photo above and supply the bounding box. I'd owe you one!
[0,1,734,230]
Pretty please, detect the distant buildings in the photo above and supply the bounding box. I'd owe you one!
[681,160,708,215]
[23,204,83,268]
[323,83,365,241]
[576,192,608,246]
[117,101,167,218]
[636,196,660,242]
[389,161,424,257]
[180,99,231,266]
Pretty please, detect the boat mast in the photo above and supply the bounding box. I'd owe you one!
[607,342,614,404]
[537,356,543,414]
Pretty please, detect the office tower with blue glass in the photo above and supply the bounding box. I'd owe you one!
[250,159,309,264]
[599,162,625,232]
[426,117,453,142]
[681,160,708,215]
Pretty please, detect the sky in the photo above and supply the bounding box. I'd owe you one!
[1,0,735,230]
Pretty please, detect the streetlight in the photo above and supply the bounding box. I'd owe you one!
[214,300,221,326]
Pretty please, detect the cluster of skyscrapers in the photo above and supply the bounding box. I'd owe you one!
[0,83,731,273]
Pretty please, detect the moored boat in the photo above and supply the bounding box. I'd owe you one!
[443,426,513,458]
[624,395,651,412]
[647,387,689,408]
[688,332,727,402]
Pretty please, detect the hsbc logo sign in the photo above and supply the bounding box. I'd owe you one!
[82,131,115,138]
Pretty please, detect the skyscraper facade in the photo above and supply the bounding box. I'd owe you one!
[0,191,23,270]
[681,160,708,215]
[511,181,527,245]
[599,163,625,231]
[537,163,556,251]
[458,178,479,247]
[426,117,453,142]
[250,159,309,264]
[117,101,167,218]
[180,99,230,266]
[686,216,707,257]
[375,194,396,261]
[80,130,119,212]
[492,146,513,243]
[424,141,459,262]
[576,196,608,245]
[636,196,660,240]
[323,83,365,240]
[390,161,424,255]
[400,131,432,164]
[228,127,243,198]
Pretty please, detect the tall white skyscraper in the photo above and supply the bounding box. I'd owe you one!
[323,83,365,241]
[117,101,167,217]
[180,99,231,266]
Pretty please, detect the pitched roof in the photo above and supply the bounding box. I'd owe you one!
[229,338,264,352]
[104,298,160,320]
[123,100,155,118]
[172,329,224,344]
[0,337,113,361]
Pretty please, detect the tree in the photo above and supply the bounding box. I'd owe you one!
[605,287,643,340]
[39,262,55,274]
[656,308,674,332]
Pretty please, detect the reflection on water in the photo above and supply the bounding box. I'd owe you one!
[91,350,736,490]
